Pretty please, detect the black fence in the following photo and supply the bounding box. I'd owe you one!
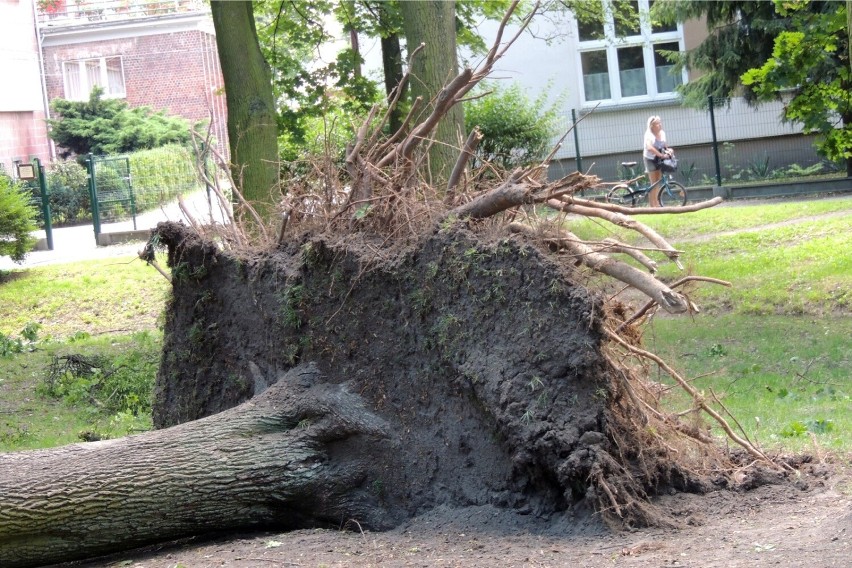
[548,96,847,188]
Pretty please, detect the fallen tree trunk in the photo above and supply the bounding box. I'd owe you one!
[0,364,393,568]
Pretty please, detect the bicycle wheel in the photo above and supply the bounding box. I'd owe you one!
[606,184,635,206]
[659,180,687,207]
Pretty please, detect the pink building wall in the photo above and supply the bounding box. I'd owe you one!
[0,0,52,173]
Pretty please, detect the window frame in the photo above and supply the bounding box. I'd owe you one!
[574,0,685,107]
[61,56,127,101]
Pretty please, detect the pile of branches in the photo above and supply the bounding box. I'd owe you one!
[172,0,782,478]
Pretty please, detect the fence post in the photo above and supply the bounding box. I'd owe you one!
[708,95,722,187]
[32,158,53,251]
[86,153,101,244]
[572,109,582,173]
[125,156,137,231]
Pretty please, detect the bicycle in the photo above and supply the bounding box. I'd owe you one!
[605,161,688,207]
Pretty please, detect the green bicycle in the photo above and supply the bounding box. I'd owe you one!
[605,161,688,207]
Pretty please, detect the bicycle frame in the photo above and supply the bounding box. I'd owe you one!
[606,163,688,207]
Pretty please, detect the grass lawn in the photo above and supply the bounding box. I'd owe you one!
[0,331,161,452]
[0,255,169,340]
[648,314,851,456]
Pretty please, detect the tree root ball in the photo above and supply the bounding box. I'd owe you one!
[154,221,714,529]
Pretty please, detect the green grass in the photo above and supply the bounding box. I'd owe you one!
[0,331,161,452]
[648,315,851,455]
[0,254,170,340]
[569,194,852,243]
[571,196,852,315]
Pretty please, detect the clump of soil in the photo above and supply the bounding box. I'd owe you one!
[152,221,726,530]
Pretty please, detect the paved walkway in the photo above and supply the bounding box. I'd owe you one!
[0,189,228,271]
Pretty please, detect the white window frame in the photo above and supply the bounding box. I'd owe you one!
[62,56,127,101]
[574,0,686,107]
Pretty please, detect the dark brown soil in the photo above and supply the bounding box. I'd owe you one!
[150,221,728,530]
[61,462,851,568]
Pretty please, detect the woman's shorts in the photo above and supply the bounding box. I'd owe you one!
[644,157,658,173]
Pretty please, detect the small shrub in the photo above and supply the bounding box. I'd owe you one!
[48,87,190,158]
[464,81,563,171]
[46,161,91,225]
[0,173,38,262]
[129,144,202,211]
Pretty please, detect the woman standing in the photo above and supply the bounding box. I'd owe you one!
[643,115,673,206]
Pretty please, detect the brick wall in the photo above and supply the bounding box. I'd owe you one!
[0,111,52,174]
[42,29,227,156]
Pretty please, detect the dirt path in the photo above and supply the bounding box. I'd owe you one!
[674,208,851,245]
[59,463,851,568]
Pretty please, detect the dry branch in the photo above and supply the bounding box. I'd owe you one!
[446,127,484,201]
[604,328,785,470]
[508,223,689,314]
[548,199,684,267]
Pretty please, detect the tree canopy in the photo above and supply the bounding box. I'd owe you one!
[655,0,850,174]
[741,1,851,171]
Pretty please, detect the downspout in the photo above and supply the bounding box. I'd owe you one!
[32,0,57,162]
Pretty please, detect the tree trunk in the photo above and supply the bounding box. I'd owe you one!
[0,365,392,568]
[210,0,279,218]
[399,0,464,186]
[380,29,406,133]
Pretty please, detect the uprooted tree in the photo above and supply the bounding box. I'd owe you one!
[0,3,790,567]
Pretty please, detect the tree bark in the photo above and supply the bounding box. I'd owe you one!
[399,0,464,186]
[210,0,279,218]
[0,365,391,568]
[379,3,407,134]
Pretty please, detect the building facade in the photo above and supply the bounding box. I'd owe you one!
[471,2,823,183]
[0,0,226,174]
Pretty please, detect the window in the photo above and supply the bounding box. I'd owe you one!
[575,0,684,104]
[62,56,126,101]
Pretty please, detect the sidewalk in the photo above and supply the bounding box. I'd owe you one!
[0,189,228,271]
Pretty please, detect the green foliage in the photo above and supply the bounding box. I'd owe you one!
[0,323,40,358]
[48,88,191,159]
[38,331,159,419]
[740,2,851,167]
[0,173,38,262]
[652,0,785,108]
[656,1,850,169]
[128,144,203,211]
[464,82,562,170]
[46,161,90,225]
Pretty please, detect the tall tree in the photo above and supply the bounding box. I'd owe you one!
[210,0,280,216]
[399,0,464,185]
[655,0,850,175]
[741,1,851,176]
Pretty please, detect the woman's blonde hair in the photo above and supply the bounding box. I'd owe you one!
[646,115,662,130]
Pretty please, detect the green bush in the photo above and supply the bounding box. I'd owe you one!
[48,87,191,158]
[0,173,38,262]
[39,331,159,418]
[46,161,90,225]
[129,144,202,211]
[464,81,562,171]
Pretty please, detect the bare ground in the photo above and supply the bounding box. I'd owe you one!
[59,461,851,568]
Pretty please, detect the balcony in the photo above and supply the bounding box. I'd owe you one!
[37,0,208,28]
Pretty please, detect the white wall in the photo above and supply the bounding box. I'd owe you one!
[0,0,44,112]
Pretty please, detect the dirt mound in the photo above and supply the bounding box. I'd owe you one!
[152,221,723,530]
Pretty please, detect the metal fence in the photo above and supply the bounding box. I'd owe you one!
[547,96,846,188]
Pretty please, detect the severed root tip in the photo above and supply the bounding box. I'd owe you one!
[659,290,688,313]
[139,248,172,283]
